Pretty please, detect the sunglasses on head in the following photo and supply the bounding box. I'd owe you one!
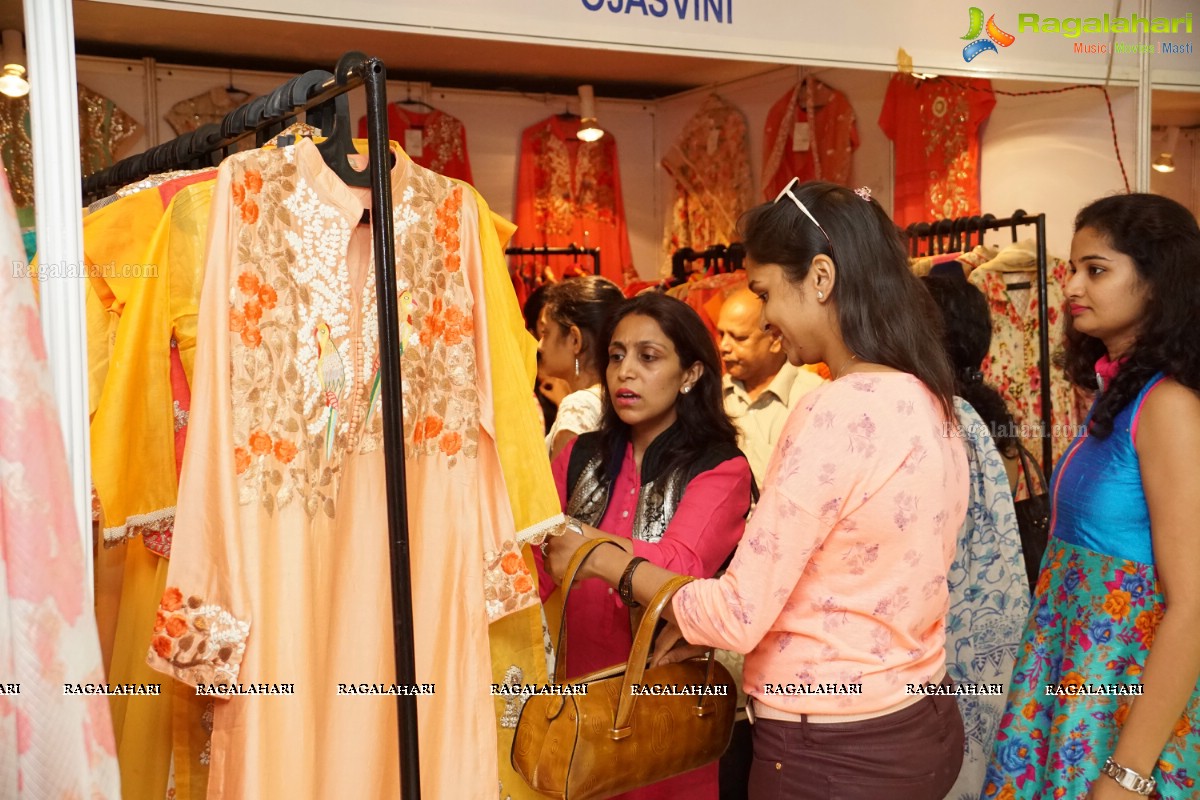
[773,177,836,257]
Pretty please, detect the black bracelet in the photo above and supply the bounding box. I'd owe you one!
[618,557,648,608]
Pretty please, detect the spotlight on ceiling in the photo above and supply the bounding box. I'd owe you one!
[0,30,29,99]
[577,85,604,143]
[1152,126,1180,174]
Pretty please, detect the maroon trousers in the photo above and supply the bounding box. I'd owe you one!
[747,690,964,800]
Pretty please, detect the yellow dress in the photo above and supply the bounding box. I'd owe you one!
[85,179,215,800]
[468,188,564,800]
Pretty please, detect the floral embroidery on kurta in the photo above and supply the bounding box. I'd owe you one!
[149,587,249,688]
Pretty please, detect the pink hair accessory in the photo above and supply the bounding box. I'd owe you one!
[854,186,872,202]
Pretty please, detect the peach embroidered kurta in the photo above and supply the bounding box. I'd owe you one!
[146,138,502,798]
[674,374,969,715]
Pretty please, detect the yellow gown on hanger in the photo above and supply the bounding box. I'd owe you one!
[466,188,566,800]
[85,179,215,800]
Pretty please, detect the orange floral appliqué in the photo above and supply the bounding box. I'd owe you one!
[229,307,246,333]
[240,325,262,348]
[240,199,260,225]
[273,439,298,464]
[257,284,278,309]
[439,431,463,456]
[244,299,263,323]
[232,182,245,206]
[249,429,272,455]
[152,635,174,659]
[237,272,260,295]
[147,590,250,688]
[243,169,263,194]
[500,551,522,575]
[162,587,184,612]
[234,447,251,475]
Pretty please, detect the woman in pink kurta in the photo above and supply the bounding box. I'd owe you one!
[547,181,970,799]
[537,292,754,800]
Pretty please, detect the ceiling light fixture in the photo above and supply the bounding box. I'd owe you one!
[0,30,29,99]
[1152,126,1180,173]
[576,85,604,143]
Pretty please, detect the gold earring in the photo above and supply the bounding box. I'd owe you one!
[574,357,580,376]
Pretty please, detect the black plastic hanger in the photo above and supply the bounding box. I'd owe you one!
[315,53,374,189]
[396,84,435,113]
[225,69,251,101]
[1010,209,1028,243]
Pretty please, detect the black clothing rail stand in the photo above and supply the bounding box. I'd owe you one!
[670,243,746,284]
[82,51,422,800]
[505,244,601,276]
[905,210,1053,475]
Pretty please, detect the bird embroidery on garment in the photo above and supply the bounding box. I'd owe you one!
[314,321,346,460]
[366,289,415,425]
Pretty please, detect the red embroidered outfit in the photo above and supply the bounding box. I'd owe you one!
[356,104,473,183]
[513,115,635,285]
[762,78,859,199]
[660,94,753,275]
[879,75,996,227]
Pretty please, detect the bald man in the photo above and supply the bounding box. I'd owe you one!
[717,287,825,485]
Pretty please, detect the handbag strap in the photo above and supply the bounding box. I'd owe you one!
[611,574,705,740]
[553,536,631,684]
[1015,441,1048,496]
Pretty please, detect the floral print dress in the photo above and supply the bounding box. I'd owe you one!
[982,374,1200,799]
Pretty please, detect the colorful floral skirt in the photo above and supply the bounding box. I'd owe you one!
[981,539,1200,799]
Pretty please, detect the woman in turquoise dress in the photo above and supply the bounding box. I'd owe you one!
[982,194,1200,800]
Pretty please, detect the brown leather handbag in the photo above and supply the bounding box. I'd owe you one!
[511,538,737,800]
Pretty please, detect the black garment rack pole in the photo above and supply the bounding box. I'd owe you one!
[505,244,601,276]
[906,211,1053,475]
[80,52,422,800]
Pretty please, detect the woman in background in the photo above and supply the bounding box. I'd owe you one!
[537,292,754,800]
[549,181,969,799]
[536,275,625,460]
[923,274,1030,800]
[983,193,1200,800]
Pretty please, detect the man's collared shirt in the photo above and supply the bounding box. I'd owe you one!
[723,363,825,485]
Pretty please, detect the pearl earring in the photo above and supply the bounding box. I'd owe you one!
[574,357,580,376]
[681,385,691,395]
[817,291,825,300]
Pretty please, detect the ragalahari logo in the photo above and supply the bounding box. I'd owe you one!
[962,7,1016,61]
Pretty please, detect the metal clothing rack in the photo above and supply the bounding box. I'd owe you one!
[670,242,746,284]
[906,210,1053,474]
[80,52,422,800]
[505,244,601,276]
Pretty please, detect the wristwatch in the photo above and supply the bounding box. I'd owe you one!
[1101,757,1156,796]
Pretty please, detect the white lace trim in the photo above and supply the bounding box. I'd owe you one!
[102,505,176,547]
[515,513,567,546]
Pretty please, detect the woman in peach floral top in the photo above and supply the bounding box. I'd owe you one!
[547,181,970,799]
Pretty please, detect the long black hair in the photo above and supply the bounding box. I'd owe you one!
[542,275,625,376]
[922,274,1020,458]
[738,181,956,418]
[596,293,739,476]
[1065,193,1200,438]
